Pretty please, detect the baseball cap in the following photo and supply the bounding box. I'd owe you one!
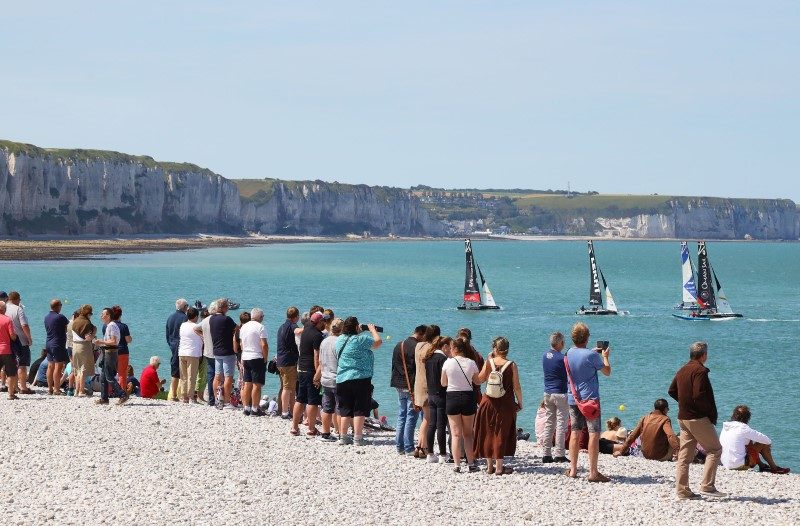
[0,291,8,300]
[310,312,330,324]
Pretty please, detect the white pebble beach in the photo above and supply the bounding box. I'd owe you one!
[3,395,798,525]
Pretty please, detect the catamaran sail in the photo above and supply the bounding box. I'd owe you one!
[673,241,742,320]
[578,240,624,315]
[695,241,716,310]
[459,239,500,310]
[713,268,735,314]
[680,241,699,307]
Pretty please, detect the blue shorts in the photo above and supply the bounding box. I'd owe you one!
[322,386,337,414]
[296,370,322,406]
[47,345,69,364]
[214,355,237,378]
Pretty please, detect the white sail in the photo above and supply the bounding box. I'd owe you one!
[604,285,618,313]
[482,281,497,308]
[680,242,698,304]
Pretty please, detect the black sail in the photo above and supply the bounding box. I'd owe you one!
[463,239,481,304]
[588,240,604,307]
[696,241,717,310]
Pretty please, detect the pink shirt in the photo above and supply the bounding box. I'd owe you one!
[0,314,16,355]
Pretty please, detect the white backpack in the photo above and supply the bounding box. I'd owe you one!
[485,359,511,398]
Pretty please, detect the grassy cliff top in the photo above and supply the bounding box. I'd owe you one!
[234,178,409,206]
[0,139,215,175]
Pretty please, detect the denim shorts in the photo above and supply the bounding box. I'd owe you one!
[214,355,237,378]
[322,386,337,414]
[569,404,601,433]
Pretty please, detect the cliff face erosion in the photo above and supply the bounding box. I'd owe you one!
[1,140,797,239]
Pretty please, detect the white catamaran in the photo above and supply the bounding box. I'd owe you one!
[672,241,743,321]
[577,240,627,316]
[458,239,500,311]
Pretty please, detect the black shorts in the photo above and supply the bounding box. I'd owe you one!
[336,378,372,418]
[599,437,617,455]
[322,386,337,414]
[47,345,68,364]
[0,354,17,377]
[242,358,266,385]
[296,370,322,406]
[446,390,476,416]
[170,346,180,379]
[14,344,31,367]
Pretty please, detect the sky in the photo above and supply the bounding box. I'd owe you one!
[1,1,798,200]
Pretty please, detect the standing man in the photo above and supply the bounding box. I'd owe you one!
[292,311,327,435]
[565,322,611,482]
[541,331,569,463]
[669,341,726,499]
[44,299,70,395]
[165,298,189,401]
[210,298,237,409]
[6,292,33,394]
[239,307,269,416]
[390,325,426,455]
[200,301,218,406]
[276,306,300,419]
[0,301,19,399]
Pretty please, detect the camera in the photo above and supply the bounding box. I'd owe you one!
[360,324,384,333]
[596,340,609,352]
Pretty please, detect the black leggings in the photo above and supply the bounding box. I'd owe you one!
[426,393,447,456]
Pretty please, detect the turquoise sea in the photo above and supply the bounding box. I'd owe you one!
[3,240,799,470]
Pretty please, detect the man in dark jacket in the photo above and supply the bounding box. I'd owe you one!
[276,307,300,419]
[390,325,426,454]
[165,298,189,401]
[668,341,725,500]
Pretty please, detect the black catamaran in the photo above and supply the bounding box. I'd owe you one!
[458,239,500,311]
[673,241,742,321]
[577,240,625,315]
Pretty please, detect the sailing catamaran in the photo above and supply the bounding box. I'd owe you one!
[458,239,500,310]
[674,241,700,311]
[577,240,626,315]
[672,241,743,320]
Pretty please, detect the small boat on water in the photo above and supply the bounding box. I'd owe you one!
[193,299,240,311]
[577,240,627,316]
[672,241,743,321]
[458,239,500,311]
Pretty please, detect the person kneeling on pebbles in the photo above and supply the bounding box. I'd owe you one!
[719,405,790,475]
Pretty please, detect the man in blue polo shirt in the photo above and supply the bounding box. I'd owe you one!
[44,298,69,395]
[541,331,569,463]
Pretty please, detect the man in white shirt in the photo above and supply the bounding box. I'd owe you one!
[238,307,269,416]
[178,307,204,403]
[6,292,33,394]
[719,405,790,474]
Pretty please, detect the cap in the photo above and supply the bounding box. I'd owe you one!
[310,312,330,324]
[0,291,7,300]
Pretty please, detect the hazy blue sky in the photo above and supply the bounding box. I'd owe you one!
[2,2,798,200]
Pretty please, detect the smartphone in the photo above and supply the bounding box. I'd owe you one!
[596,340,609,352]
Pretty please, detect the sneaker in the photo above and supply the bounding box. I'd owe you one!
[251,408,266,417]
[438,455,448,464]
[354,436,366,446]
[0,386,7,392]
[699,489,728,498]
[280,412,292,420]
[468,464,481,473]
[397,450,405,456]
[553,456,569,463]
[445,455,454,464]
[95,399,109,405]
[678,492,702,500]
[319,433,337,442]
[243,409,251,416]
[338,436,353,446]
[427,454,438,463]
[542,455,554,463]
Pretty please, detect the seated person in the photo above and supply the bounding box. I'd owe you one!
[140,356,167,399]
[29,349,49,386]
[126,365,140,396]
[720,405,790,474]
[599,416,627,455]
[616,399,679,461]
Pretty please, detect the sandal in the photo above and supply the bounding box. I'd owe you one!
[495,466,514,475]
[588,473,610,483]
[486,467,495,475]
[564,469,578,479]
[307,429,320,436]
[414,446,426,459]
[289,429,300,436]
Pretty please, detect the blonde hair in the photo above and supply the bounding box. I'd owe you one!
[330,318,344,336]
[492,336,510,357]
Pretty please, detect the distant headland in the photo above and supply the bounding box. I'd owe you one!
[1,139,797,241]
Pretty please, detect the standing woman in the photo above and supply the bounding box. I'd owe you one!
[473,337,523,475]
[458,327,484,405]
[113,305,133,393]
[413,324,440,458]
[425,336,452,463]
[441,337,480,473]
[335,317,383,446]
[71,305,96,397]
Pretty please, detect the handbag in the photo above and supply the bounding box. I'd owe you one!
[563,352,601,421]
[267,357,278,375]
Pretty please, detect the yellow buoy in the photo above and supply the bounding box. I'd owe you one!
[619,404,626,411]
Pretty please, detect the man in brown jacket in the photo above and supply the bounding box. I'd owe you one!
[615,399,679,461]
[668,341,726,500]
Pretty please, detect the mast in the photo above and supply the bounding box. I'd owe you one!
[680,241,698,304]
[696,241,717,311]
[463,239,482,304]
[588,240,604,307]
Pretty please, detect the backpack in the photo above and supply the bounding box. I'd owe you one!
[485,359,511,399]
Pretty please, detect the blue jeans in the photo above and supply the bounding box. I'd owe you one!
[395,388,419,453]
[99,351,125,401]
[206,357,216,406]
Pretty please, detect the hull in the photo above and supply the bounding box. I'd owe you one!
[458,304,501,311]
[577,308,618,316]
[672,312,743,321]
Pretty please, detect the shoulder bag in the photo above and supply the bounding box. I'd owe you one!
[563,352,601,421]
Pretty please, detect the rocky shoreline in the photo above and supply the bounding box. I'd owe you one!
[3,395,798,525]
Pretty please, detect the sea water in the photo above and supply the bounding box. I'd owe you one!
[3,240,799,470]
